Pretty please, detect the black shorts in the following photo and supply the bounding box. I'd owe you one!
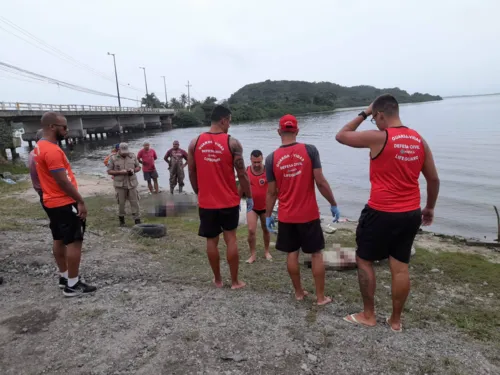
[143,170,159,182]
[198,206,239,238]
[356,205,421,264]
[276,219,325,254]
[43,203,86,245]
[252,209,266,216]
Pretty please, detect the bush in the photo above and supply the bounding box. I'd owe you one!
[173,111,203,128]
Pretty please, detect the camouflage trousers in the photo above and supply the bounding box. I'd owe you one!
[169,163,185,190]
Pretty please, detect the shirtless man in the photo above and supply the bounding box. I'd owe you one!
[188,105,251,289]
[239,150,272,263]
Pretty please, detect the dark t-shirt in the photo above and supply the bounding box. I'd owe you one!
[265,143,322,182]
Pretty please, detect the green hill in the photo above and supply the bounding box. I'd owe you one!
[227,80,442,122]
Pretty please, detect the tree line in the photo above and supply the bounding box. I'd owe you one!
[140,79,443,128]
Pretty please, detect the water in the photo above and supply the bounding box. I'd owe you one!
[18,95,500,240]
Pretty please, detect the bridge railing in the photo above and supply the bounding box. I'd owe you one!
[0,101,173,113]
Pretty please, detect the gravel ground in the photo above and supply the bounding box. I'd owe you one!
[1,226,499,375]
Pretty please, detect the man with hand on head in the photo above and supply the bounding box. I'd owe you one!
[34,112,96,297]
[336,94,440,332]
[265,114,340,305]
[107,143,142,227]
[137,141,159,194]
[239,149,272,264]
[188,105,250,290]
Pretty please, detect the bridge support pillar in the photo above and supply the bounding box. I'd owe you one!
[161,115,173,130]
[117,115,145,133]
[67,117,86,139]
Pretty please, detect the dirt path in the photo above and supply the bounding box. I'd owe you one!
[1,225,498,375]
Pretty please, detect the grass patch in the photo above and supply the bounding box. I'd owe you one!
[1,189,499,346]
[0,161,29,175]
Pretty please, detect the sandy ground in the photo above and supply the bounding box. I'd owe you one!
[1,174,500,374]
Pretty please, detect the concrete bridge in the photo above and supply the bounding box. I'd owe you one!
[0,102,176,148]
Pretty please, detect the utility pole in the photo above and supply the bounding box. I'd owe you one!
[107,52,121,109]
[139,66,149,96]
[161,76,168,106]
[186,80,192,111]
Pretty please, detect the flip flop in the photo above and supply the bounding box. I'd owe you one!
[386,317,403,333]
[343,314,375,328]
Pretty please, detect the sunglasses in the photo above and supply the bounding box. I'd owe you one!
[370,111,384,124]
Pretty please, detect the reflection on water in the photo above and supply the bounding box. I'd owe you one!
[18,96,500,240]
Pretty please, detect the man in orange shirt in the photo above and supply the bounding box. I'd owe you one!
[34,112,97,297]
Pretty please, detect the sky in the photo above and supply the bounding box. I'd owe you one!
[1,0,499,107]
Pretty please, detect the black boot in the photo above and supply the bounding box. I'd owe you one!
[119,216,125,227]
[170,187,174,194]
[135,218,141,225]
[179,185,183,193]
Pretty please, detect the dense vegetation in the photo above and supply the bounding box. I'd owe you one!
[140,80,442,127]
[227,80,442,122]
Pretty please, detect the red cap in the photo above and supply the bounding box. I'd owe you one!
[279,114,298,131]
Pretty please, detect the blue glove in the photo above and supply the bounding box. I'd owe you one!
[246,198,254,213]
[331,205,340,223]
[266,216,277,233]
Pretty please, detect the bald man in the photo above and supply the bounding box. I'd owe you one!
[34,112,96,297]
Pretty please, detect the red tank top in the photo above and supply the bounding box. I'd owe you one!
[272,143,319,223]
[247,166,267,211]
[194,132,240,209]
[368,127,425,212]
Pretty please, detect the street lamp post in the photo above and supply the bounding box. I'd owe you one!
[139,67,149,96]
[161,76,168,106]
[107,52,121,109]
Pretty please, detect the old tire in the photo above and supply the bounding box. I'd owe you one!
[131,224,166,238]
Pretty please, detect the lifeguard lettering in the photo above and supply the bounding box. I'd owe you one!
[368,127,425,212]
[194,133,240,209]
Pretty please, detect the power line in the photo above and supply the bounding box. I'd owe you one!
[0,16,144,93]
[0,61,139,102]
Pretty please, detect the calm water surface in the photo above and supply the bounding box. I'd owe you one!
[19,95,500,240]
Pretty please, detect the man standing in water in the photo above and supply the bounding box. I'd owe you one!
[137,141,159,194]
[34,112,96,297]
[240,150,272,263]
[265,114,340,305]
[336,94,440,332]
[188,105,251,289]
[164,140,188,194]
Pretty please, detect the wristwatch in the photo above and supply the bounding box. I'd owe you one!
[358,111,368,120]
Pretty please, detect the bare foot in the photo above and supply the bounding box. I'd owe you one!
[246,255,256,264]
[213,278,223,288]
[264,252,273,260]
[231,281,246,290]
[295,290,309,301]
[387,317,403,332]
[316,296,333,306]
[343,312,376,327]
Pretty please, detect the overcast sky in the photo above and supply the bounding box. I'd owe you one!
[1,0,499,106]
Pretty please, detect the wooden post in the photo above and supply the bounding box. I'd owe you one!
[494,206,499,242]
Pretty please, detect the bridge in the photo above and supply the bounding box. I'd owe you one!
[0,101,176,149]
